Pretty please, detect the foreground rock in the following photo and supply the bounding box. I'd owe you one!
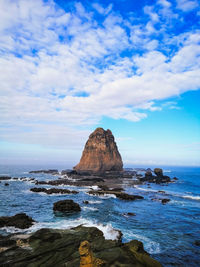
[74,127,123,175]
[30,187,78,195]
[0,213,35,229]
[53,199,81,213]
[88,190,144,201]
[0,226,162,267]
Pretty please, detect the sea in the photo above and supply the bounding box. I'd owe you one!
[0,165,199,267]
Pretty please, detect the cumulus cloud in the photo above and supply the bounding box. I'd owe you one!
[0,0,200,149]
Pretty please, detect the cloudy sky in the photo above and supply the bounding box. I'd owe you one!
[0,0,200,167]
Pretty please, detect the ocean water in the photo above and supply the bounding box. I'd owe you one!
[0,165,200,266]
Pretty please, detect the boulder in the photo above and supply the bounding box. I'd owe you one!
[74,128,123,175]
[0,213,35,229]
[161,199,170,204]
[154,168,163,177]
[53,199,81,213]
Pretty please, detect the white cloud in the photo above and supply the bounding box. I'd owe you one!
[0,0,200,150]
[176,0,198,12]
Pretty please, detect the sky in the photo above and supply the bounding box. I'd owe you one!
[0,0,200,167]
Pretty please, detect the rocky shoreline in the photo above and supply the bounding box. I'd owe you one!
[0,218,162,267]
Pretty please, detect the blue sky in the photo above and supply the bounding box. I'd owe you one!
[0,0,200,167]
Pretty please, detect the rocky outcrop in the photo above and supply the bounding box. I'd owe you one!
[0,213,35,229]
[0,226,162,267]
[79,240,106,267]
[0,176,11,180]
[154,168,163,177]
[30,187,78,195]
[53,199,81,213]
[140,168,171,184]
[74,128,123,175]
[88,190,144,201]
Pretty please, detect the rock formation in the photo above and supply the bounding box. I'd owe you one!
[0,226,162,266]
[53,199,81,213]
[0,213,35,229]
[74,128,123,175]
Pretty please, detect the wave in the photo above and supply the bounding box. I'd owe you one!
[1,217,120,241]
[182,195,200,200]
[88,200,102,204]
[134,186,157,193]
[124,231,161,254]
[163,170,171,173]
[82,206,98,211]
[135,186,200,201]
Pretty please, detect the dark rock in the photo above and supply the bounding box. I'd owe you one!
[161,199,170,204]
[0,234,16,247]
[83,201,89,204]
[145,170,152,178]
[74,127,123,175]
[158,190,165,194]
[30,187,78,195]
[0,213,35,229]
[194,240,200,246]
[173,177,178,180]
[53,199,81,213]
[0,176,11,180]
[88,190,144,201]
[154,168,163,177]
[127,212,136,216]
[4,183,9,186]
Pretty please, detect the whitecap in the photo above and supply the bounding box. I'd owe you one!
[89,185,99,190]
[124,231,161,254]
[28,218,120,240]
[82,206,98,211]
[163,170,171,173]
[182,195,200,201]
[88,200,102,204]
[134,186,157,193]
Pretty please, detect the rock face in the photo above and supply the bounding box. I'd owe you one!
[74,128,123,175]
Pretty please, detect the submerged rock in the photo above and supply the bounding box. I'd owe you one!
[88,190,144,201]
[0,226,162,267]
[0,176,11,180]
[74,127,123,175]
[0,213,35,229]
[30,187,78,195]
[53,199,81,213]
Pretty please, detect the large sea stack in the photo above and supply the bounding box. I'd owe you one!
[74,128,123,175]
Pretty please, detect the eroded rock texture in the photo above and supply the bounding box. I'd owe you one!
[74,128,123,175]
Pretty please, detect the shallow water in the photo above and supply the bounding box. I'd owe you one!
[0,165,200,266]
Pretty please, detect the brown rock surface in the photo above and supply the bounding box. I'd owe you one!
[74,128,123,175]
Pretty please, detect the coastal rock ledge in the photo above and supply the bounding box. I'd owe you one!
[74,127,123,175]
[0,226,162,267]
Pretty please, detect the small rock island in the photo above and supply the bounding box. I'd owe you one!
[74,127,123,175]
